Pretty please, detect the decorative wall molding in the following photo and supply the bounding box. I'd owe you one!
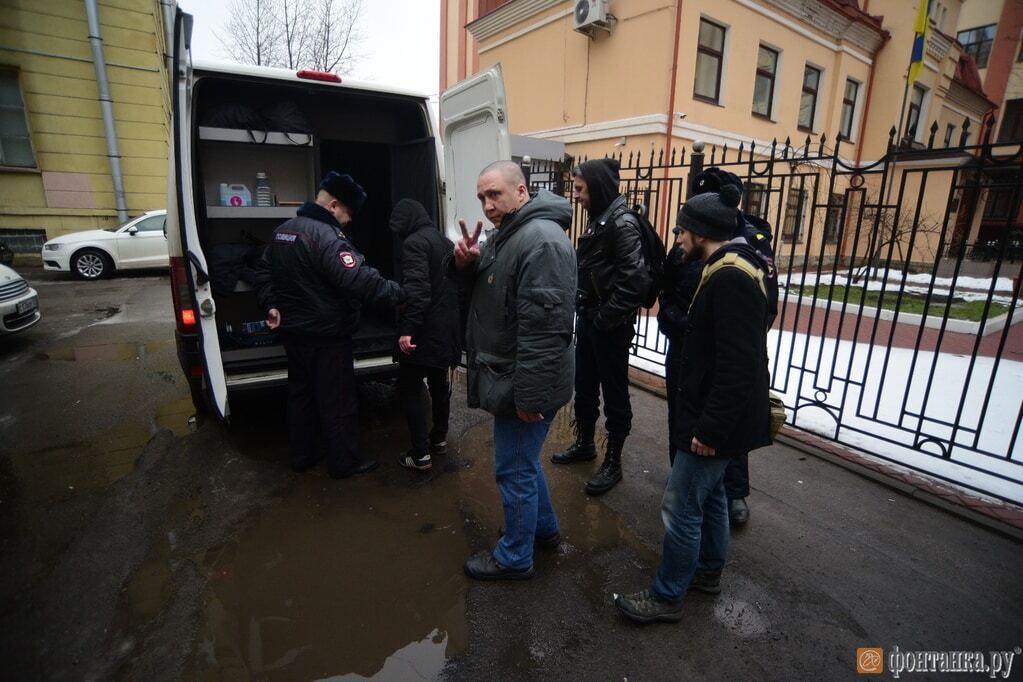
[478,7,573,53]
[755,0,885,58]
[467,0,565,42]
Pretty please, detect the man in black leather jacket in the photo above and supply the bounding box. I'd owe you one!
[552,158,650,496]
[255,171,404,479]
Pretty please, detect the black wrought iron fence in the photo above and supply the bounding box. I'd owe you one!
[529,120,1023,504]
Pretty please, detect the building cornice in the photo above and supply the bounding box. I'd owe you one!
[478,7,574,54]
[756,0,887,56]
[945,83,994,120]
[927,29,953,64]
[467,0,566,42]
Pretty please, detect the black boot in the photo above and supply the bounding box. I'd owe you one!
[551,421,597,464]
[585,435,624,496]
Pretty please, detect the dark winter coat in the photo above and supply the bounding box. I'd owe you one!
[254,201,404,343]
[742,212,779,328]
[460,190,577,416]
[576,194,651,330]
[656,238,704,341]
[673,239,771,457]
[390,199,461,368]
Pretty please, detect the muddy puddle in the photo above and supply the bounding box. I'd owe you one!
[36,339,175,363]
[184,404,656,680]
[7,395,194,501]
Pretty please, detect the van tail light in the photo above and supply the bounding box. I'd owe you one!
[170,256,198,334]
[297,69,341,83]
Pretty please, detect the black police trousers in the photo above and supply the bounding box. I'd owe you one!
[574,315,634,437]
[284,338,360,477]
[397,362,450,456]
[665,336,750,500]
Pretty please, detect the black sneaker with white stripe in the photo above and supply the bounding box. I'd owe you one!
[399,451,432,471]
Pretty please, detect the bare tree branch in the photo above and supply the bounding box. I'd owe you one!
[216,0,281,67]
[216,0,363,72]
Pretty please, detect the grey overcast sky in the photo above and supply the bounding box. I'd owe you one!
[176,0,441,97]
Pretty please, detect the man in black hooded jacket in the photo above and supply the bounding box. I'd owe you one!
[255,171,404,479]
[552,158,650,496]
[390,199,461,471]
[659,167,778,525]
[615,185,771,624]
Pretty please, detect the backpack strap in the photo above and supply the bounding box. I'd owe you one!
[689,252,767,311]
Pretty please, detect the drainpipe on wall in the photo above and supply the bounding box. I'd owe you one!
[160,0,176,79]
[842,0,887,263]
[658,0,685,230]
[85,0,129,224]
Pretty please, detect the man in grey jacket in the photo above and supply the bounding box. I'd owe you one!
[454,160,577,581]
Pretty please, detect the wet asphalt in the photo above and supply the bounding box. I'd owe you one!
[1,270,1021,681]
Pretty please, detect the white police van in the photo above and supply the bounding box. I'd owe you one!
[167,8,509,420]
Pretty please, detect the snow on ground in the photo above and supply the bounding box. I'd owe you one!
[779,270,1018,305]
[630,316,1023,504]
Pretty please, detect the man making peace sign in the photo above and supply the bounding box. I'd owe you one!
[453,160,577,581]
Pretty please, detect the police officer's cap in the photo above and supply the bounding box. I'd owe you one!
[320,171,367,214]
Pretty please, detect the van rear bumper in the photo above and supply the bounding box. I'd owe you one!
[228,357,398,388]
[225,356,399,390]
[176,328,398,391]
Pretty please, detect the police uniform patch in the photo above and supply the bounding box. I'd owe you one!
[339,251,357,268]
[275,231,299,243]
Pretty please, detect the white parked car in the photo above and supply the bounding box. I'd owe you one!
[0,264,40,335]
[41,210,169,280]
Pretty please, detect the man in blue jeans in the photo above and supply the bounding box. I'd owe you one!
[614,185,772,622]
[453,161,577,580]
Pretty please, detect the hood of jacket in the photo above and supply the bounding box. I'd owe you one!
[389,198,434,238]
[577,158,621,219]
[494,190,572,245]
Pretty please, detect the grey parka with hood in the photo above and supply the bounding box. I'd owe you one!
[462,190,577,416]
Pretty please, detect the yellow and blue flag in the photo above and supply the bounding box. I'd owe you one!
[908,0,932,86]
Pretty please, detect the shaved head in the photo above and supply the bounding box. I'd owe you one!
[479,160,526,188]
[477,160,529,229]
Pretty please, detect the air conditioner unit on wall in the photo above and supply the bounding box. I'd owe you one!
[573,0,613,37]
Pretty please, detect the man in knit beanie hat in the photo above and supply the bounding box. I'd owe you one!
[614,185,772,624]
[552,158,651,497]
[659,167,778,527]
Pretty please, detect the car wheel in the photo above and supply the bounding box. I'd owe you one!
[72,248,112,280]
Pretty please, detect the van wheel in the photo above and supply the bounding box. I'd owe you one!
[72,248,112,280]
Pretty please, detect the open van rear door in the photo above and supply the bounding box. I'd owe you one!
[171,9,229,420]
[440,64,511,241]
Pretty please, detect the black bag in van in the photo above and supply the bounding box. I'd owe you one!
[262,101,311,134]
[201,104,267,140]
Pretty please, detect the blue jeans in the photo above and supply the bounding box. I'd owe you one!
[492,411,559,569]
[651,449,731,603]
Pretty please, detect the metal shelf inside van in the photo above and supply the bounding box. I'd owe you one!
[198,126,313,146]
[205,206,298,218]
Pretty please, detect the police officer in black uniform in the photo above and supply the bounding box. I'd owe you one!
[255,171,404,479]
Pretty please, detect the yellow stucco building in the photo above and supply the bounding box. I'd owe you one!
[443,0,993,162]
[441,1,1005,268]
[0,0,171,249]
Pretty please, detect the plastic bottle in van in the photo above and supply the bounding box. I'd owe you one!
[219,183,252,207]
[255,172,274,207]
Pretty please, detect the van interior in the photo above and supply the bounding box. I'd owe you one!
[190,73,439,384]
